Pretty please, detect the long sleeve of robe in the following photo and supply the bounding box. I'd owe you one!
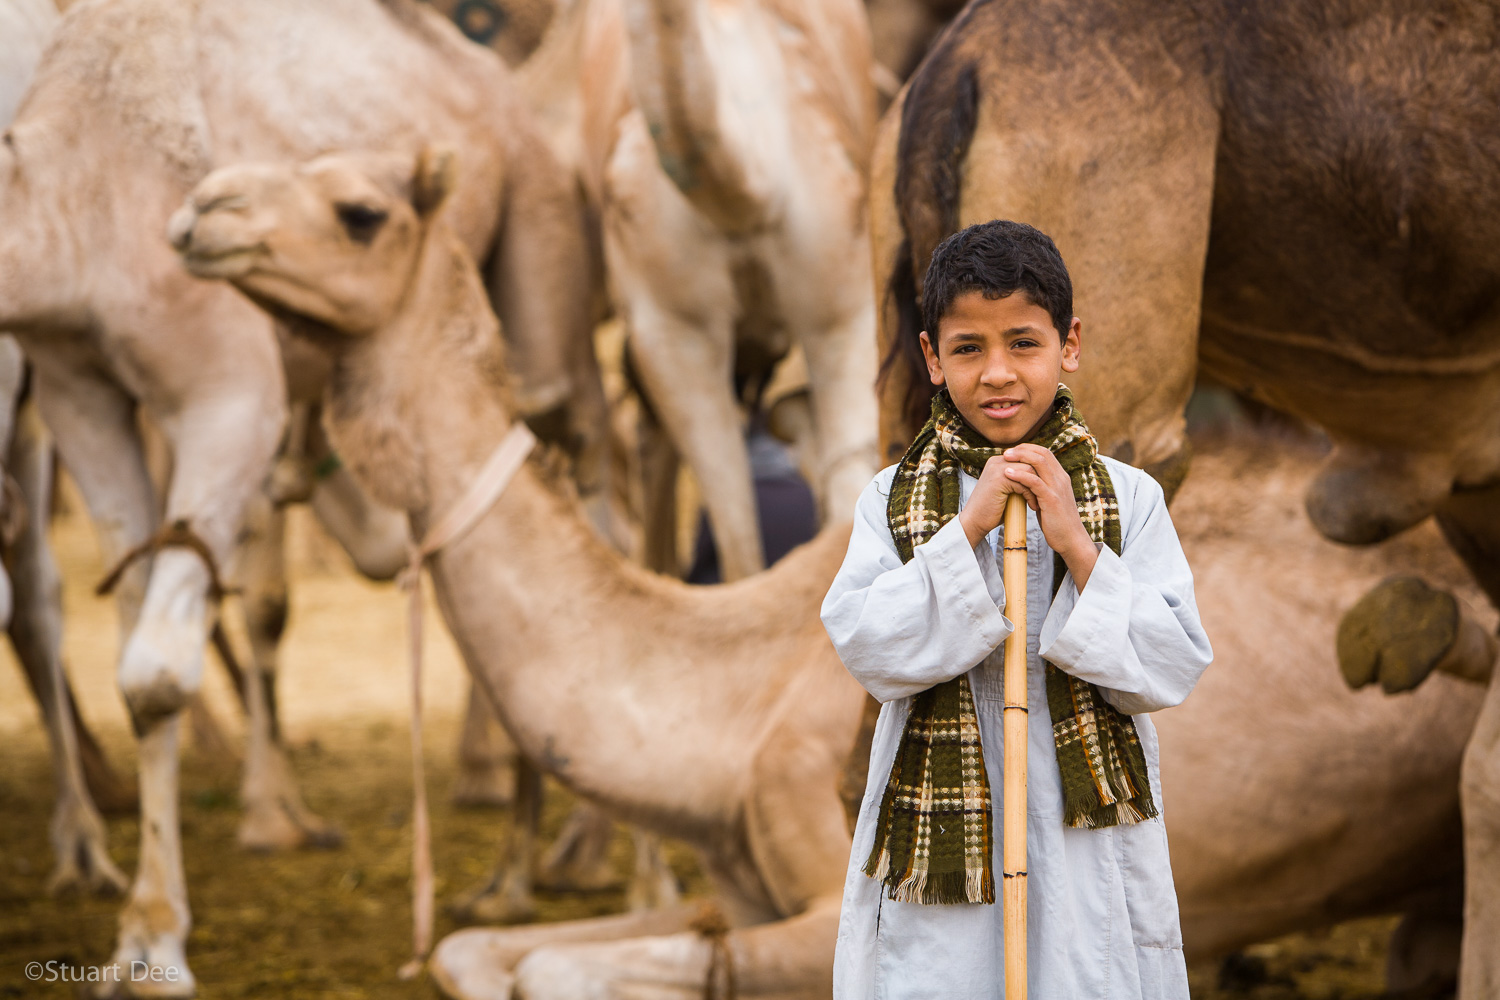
[820,456,1213,1000]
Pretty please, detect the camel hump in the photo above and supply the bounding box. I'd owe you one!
[893,0,1207,281]
[30,0,211,181]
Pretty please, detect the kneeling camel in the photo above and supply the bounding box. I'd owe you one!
[174,149,1491,997]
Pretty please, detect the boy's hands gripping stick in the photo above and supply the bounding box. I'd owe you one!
[959,446,1101,591]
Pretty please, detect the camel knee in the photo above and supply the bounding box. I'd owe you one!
[118,557,212,728]
[1306,445,1452,545]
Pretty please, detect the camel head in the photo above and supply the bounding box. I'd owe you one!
[169,148,457,335]
[172,147,517,518]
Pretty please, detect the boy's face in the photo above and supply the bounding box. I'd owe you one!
[919,289,1082,446]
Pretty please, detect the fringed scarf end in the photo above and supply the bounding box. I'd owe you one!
[1064,793,1159,830]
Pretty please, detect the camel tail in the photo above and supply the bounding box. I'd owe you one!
[884,13,983,438]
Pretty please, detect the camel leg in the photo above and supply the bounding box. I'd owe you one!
[623,310,760,581]
[636,395,681,577]
[1435,481,1500,999]
[42,349,280,995]
[431,904,704,1000]
[784,296,878,525]
[94,377,281,995]
[537,800,617,891]
[234,488,343,851]
[510,899,840,1000]
[1460,662,1500,1000]
[626,831,681,912]
[6,397,128,895]
[56,667,137,813]
[534,802,680,908]
[1387,883,1464,994]
[449,756,542,925]
[453,680,518,808]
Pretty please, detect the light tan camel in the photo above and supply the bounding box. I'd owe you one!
[1,0,595,991]
[531,0,880,581]
[871,6,1500,989]
[175,148,1495,997]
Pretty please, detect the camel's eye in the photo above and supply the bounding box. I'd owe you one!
[335,203,388,244]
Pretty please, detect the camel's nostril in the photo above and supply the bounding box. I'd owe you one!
[166,206,196,252]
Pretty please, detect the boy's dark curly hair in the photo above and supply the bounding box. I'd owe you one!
[921,220,1073,342]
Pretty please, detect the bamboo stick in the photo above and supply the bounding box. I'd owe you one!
[1001,491,1028,999]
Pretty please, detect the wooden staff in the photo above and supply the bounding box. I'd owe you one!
[1001,491,1029,999]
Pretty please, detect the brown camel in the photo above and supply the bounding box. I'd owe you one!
[0,0,594,991]
[871,5,1500,991]
[174,148,1494,997]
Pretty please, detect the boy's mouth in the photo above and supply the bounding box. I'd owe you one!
[979,398,1024,420]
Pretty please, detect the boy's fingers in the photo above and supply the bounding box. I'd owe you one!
[1001,444,1052,467]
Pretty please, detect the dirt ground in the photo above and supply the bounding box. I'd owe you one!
[0,482,1433,998]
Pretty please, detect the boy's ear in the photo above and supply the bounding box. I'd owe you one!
[412,146,457,219]
[1060,317,1082,373]
[919,331,946,386]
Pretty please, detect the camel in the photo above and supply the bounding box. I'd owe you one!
[524,0,880,583]
[174,147,1496,997]
[870,5,1500,989]
[0,0,597,990]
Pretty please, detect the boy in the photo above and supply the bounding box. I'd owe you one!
[821,220,1213,999]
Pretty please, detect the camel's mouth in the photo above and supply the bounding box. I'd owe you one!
[178,242,267,280]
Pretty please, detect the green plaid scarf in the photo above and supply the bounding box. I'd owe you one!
[864,384,1158,905]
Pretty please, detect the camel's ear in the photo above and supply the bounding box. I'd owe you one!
[412,146,457,218]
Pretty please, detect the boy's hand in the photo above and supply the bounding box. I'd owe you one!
[958,446,1100,590]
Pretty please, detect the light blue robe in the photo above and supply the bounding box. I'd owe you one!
[820,457,1213,999]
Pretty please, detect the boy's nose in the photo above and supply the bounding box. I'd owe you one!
[980,352,1017,386]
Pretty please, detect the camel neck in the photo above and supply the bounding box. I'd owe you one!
[322,230,518,529]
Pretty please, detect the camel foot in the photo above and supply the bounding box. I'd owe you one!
[447,868,538,926]
[46,834,129,897]
[1338,577,1497,693]
[94,935,196,999]
[237,797,344,852]
[451,761,516,809]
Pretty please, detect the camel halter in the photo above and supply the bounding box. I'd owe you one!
[396,421,536,980]
[96,518,235,603]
